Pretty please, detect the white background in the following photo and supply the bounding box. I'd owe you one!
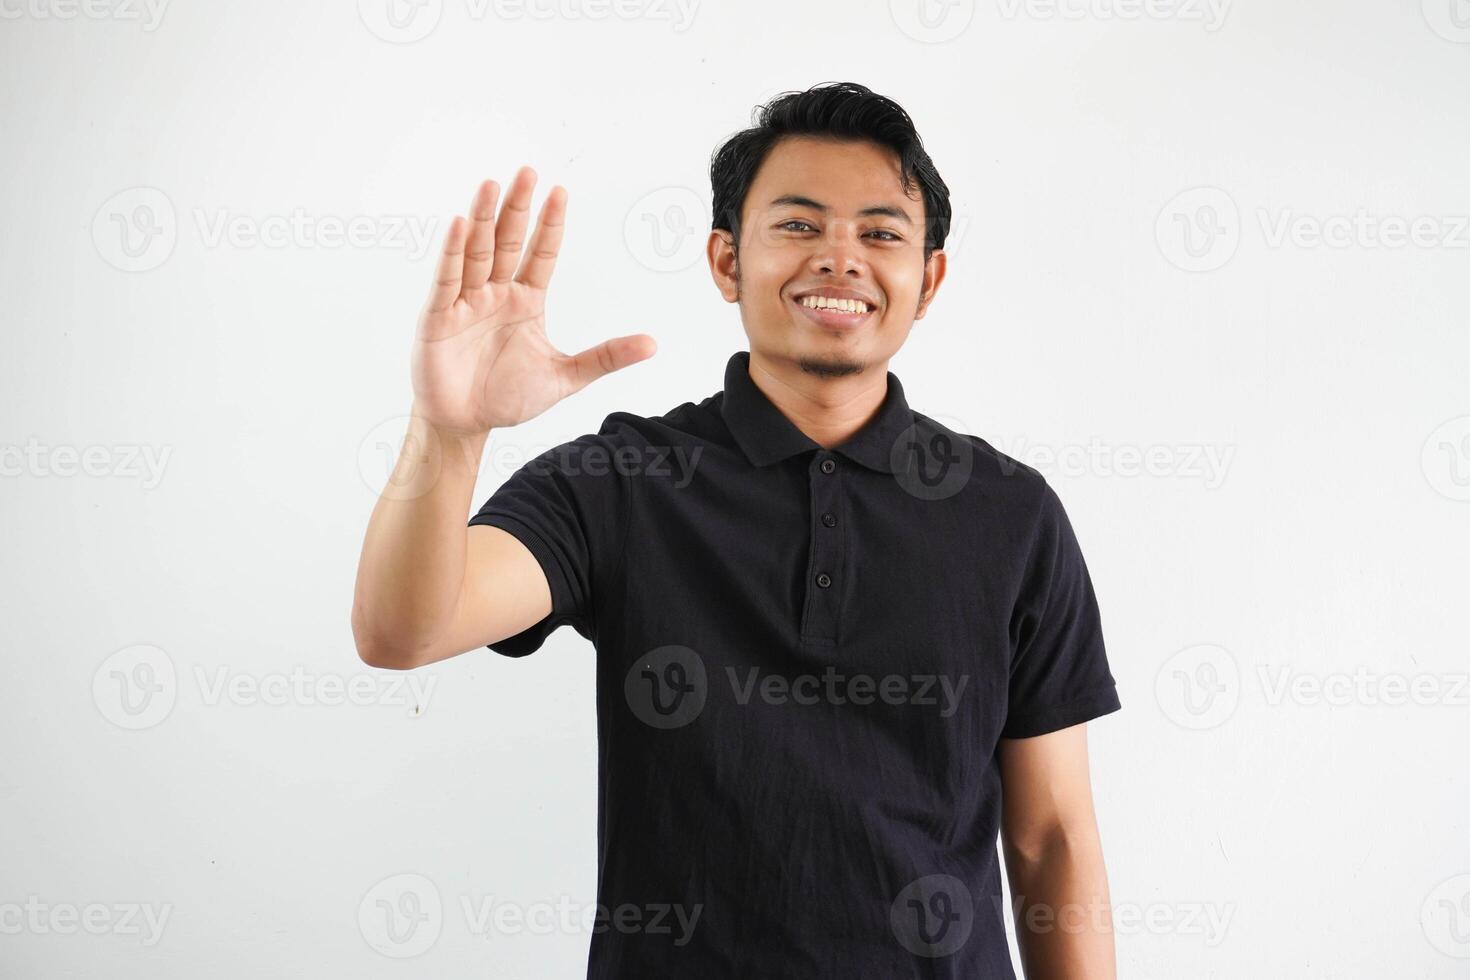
[2,0,1468,976]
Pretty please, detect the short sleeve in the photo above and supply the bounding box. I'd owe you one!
[467,424,629,658]
[1001,482,1121,738]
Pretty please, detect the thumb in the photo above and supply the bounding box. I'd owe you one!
[560,333,658,397]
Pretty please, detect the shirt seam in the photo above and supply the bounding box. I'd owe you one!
[1003,682,1120,737]
[1013,481,1059,662]
[467,511,579,631]
[606,436,633,609]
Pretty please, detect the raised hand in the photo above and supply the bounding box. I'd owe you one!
[409,167,656,434]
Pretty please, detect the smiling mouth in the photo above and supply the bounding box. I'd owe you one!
[791,294,877,329]
[795,293,873,314]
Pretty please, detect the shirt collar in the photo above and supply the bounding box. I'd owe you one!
[719,350,914,474]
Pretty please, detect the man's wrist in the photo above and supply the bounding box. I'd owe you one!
[402,408,491,481]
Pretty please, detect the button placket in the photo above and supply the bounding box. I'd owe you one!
[800,451,845,645]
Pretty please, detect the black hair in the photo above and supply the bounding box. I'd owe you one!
[709,81,951,261]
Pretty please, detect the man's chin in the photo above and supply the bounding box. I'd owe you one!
[795,351,865,379]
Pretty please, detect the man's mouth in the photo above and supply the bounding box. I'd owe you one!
[798,294,873,314]
[791,291,878,329]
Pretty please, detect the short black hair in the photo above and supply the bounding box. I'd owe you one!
[709,81,951,261]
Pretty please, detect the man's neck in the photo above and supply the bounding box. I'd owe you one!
[746,350,889,450]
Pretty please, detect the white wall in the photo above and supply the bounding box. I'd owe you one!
[2,0,1467,976]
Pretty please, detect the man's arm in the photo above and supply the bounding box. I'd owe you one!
[351,416,554,670]
[350,169,654,670]
[998,722,1117,979]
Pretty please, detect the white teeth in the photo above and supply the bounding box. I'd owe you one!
[800,295,871,314]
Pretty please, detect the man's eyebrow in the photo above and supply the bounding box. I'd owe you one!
[767,195,914,226]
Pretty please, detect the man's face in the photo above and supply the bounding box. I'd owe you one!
[708,136,946,379]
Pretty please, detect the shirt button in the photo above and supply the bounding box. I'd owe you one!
[821,512,837,527]
[815,572,832,588]
[819,458,836,474]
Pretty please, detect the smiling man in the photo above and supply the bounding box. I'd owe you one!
[352,81,1122,978]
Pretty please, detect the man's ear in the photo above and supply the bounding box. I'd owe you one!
[913,248,948,321]
[707,230,739,303]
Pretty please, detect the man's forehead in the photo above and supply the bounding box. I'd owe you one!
[745,139,921,218]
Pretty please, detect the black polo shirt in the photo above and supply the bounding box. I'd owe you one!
[468,349,1121,978]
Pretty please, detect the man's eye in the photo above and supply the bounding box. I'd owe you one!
[777,221,901,241]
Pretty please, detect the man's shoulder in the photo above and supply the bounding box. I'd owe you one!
[909,410,1049,496]
[593,391,725,447]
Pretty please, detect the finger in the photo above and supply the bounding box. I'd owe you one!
[489,166,536,285]
[424,215,468,314]
[558,334,658,398]
[460,179,501,292]
[514,185,567,291]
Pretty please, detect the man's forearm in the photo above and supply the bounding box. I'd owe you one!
[1004,827,1117,979]
[351,410,490,666]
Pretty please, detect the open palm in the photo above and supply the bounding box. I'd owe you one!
[410,168,655,434]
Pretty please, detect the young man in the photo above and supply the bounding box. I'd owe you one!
[353,82,1122,978]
